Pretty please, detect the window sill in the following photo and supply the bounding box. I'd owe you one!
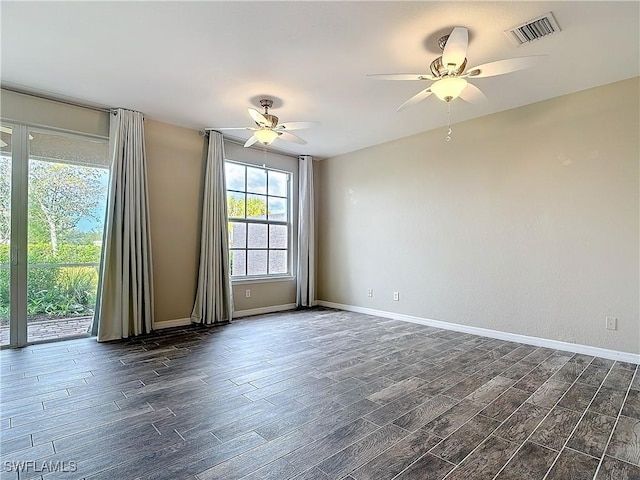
[231,275,296,285]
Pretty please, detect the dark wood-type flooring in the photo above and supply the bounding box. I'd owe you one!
[1,308,639,480]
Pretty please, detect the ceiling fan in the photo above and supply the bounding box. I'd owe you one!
[367,26,546,111]
[208,99,319,147]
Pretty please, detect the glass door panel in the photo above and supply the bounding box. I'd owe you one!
[26,130,108,343]
[0,126,12,346]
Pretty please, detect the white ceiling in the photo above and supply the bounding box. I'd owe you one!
[2,1,639,159]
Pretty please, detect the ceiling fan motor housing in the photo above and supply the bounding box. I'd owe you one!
[430,56,467,77]
[258,99,278,127]
[261,114,279,128]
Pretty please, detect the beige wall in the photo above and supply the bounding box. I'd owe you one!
[316,77,640,355]
[1,89,109,138]
[144,120,205,322]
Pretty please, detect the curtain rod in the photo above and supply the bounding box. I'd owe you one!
[1,85,113,114]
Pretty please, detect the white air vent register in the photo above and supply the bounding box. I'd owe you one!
[505,12,561,47]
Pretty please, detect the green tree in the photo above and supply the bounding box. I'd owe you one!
[227,196,267,218]
[28,161,105,255]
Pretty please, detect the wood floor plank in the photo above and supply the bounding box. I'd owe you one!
[493,403,549,444]
[529,406,582,451]
[545,448,599,480]
[392,453,454,480]
[350,428,441,480]
[284,418,379,469]
[494,441,557,479]
[315,423,407,479]
[480,387,531,422]
[595,456,640,480]
[605,415,640,466]
[195,429,313,480]
[430,414,500,464]
[590,385,627,417]
[567,411,617,458]
[444,435,520,480]
[392,395,459,432]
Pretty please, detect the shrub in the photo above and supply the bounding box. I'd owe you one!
[0,243,102,322]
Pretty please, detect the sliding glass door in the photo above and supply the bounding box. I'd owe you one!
[0,124,109,347]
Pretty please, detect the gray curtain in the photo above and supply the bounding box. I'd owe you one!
[92,108,154,341]
[190,132,233,324]
[296,155,315,307]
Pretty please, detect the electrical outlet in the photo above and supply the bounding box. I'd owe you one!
[393,292,399,301]
[245,289,251,298]
[367,289,374,297]
[606,316,617,330]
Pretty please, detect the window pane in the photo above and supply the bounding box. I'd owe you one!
[269,225,288,249]
[231,250,246,276]
[269,250,288,275]
[226,163,245,191]
[246,167,267,194]
[229,222,246,248]
[247,250,267,275]
[227,191,245,218]
[247,223,267,248]
[247,194,267,220]
[268,171,288,197]
[268,197,287,221]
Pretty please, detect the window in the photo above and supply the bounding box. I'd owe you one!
[225,161,291,278]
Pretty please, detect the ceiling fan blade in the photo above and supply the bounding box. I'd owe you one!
[248,108,270,126]
[466,55,546,78]
[396,88,433,112]
[459,82,487,104]
[276,121,320,131]
[244,135,259,147]
[442,26,468,72]
[277,131,307,145]
[365,73,437,81]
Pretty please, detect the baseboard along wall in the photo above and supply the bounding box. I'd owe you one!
[317,301,640,364]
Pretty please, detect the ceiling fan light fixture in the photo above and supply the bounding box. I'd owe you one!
[254,128,278,145]
[431,77,468,102]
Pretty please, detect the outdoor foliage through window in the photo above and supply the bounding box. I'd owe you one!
[226,161,290,277]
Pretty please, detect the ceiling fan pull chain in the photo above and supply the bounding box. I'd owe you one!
[446,102,452,142]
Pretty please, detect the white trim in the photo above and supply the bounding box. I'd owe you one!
[233,303,297,319]
[232,275,296,285]
[152,303,297,328]
[317,301,640,364]
[153,317,192,330]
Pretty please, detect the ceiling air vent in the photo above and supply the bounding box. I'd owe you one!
[504,12,561,47]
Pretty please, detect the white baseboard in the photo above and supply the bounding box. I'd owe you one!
[317,301,640,364]
[233,303,297,319]
[153,317,192,330]
[153,303,297,328]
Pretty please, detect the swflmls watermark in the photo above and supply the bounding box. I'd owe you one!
[3,460,78,473]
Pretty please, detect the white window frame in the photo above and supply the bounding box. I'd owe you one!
[226,160,293,281]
